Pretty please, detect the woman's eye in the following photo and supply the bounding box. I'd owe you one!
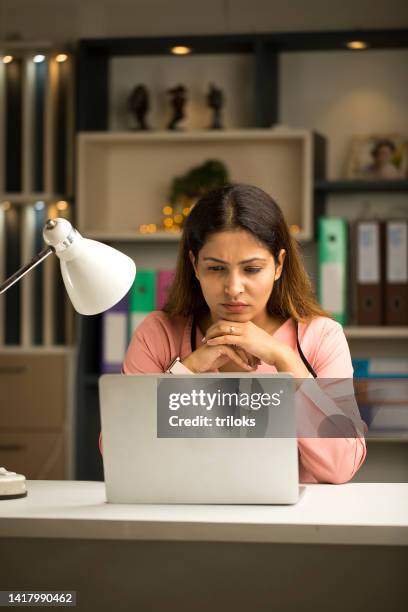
[207,266,262,273]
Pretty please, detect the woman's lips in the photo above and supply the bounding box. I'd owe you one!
[222,303,249,312]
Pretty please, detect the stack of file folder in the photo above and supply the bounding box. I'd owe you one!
[100,268,175,373]
[318,218,408,326]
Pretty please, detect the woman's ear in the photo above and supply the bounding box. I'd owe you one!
[274,249,286,281]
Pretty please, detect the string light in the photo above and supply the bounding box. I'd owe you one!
[289,224,300,235]
[56,200,69,211]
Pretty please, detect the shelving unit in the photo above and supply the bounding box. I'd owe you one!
[77,129,322,242]
[75,29,408,481]
[0,47,76,479]
[0,49,74,348]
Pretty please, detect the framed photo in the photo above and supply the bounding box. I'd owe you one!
[344,134,408,180]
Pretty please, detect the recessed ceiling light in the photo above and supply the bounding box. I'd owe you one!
[56,53,68,63]
[171,46,192,55]
[2,55,13,64]
[33,54,46,63]
[346,40,368,50]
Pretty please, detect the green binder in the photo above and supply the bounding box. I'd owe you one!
[129,269,157,338]
[318,218,348,325]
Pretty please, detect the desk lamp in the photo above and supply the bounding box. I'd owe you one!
[0,218,136,499]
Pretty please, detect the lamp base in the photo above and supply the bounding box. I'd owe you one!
[0,467,27,500]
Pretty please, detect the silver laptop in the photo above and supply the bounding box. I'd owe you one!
[99,373,301,504]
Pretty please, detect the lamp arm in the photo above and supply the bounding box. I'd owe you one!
[0,246,54,295]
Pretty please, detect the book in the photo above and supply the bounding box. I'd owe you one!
[352,358,408,379]
[32,203,46,344]
[129,269,156,338]
[353,358,408,432]
[353,220,384,325]
[100,293,130,374]
[385,220,408,326]
[318,218,348,324]
[156,269,175,309]
[4,205,22,344]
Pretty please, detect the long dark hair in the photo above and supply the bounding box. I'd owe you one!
[163,183,330,323]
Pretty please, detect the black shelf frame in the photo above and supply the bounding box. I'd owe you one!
[315,180,408,193]
[75,28,408,481]
[76,28,408,131]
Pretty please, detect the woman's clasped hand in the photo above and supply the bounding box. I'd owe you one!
[182,319,289,373]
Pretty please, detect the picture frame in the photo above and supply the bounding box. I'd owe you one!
[344,134,408,180]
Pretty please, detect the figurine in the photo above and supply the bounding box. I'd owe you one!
[207,83,224,129]
[128,84,150,130]
[167,85,187,130]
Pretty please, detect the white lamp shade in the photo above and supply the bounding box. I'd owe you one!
[60,238,136,315]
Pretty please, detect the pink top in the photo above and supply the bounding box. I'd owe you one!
[104,311,367,484]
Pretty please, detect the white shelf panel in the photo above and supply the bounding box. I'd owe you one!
[345,327,408,339]
[77,129,315,240]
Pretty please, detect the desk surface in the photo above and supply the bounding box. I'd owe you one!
[0,481,407,546]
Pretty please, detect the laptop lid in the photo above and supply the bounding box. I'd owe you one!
[99,373,299,504]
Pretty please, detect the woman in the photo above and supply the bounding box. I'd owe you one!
[122,183,367,484]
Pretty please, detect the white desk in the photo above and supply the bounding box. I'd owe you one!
[0,480,407,545]
[1,481,407,612]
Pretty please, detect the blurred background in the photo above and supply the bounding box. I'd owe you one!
[0,0,408,483]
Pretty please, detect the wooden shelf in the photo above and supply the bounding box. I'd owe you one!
[77,129,317,242]
[0,193,70,204]
[85,230,181,242]
[314,179,408,193]
[344,327,408,339]
[0,346,75,355]
[365,433,408,443]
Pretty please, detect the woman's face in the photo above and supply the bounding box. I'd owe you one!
[375,144,393,166]
[190,229,285,323]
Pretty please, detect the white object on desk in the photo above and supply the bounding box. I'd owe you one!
[0,467,27,499]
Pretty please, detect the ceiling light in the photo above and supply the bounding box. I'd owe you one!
[346,41,368,50]
[56,53,68,63]
[2,55,13,64]
[33,54,46,63]
[171,46,192,55]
